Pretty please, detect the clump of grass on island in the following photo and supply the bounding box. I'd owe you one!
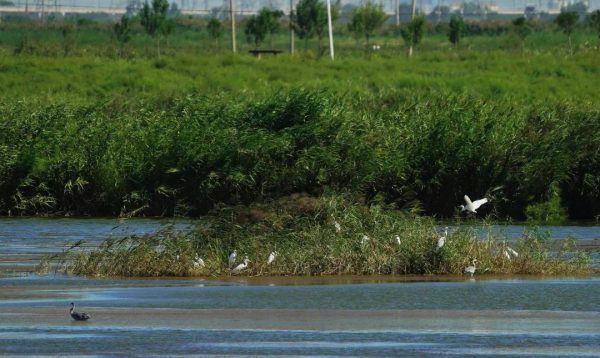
[39,194,591,278]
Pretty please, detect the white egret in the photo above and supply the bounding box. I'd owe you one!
[459,195,489,214]
[232,257,250,273]
[437,226,448,250]
[193,255,205,268]
[267,251,277,265]
[465,258,477,277]
[394,235,401,245]
[506,246,519,258]
[334,221,342,233]
[503,249,511,260]
[361,235,370,245]
[228,250,237,267]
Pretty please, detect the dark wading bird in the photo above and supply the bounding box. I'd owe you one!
[69,302,91,321]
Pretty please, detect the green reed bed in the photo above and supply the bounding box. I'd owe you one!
[1,89,598,220]
[40,195,590,277]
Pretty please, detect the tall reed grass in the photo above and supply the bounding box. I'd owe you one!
[1,89,598,219]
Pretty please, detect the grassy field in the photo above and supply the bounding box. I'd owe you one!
[0,49,599,103]
[1,17,598,103]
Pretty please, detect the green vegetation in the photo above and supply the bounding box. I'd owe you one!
[526,183,568,225]
[40,195,591,277]
[206,17,222,48]
[512,17,531,51]
[0,9,598,277]
[293,0,339,53]
[0,49,598,103]
[348,1,387,47]
[400,16,426,56]
[1,89,598,219]
[139,0,172,56]
[588,10,600,42]
[555,11,579,53]
[113,15,132,49]
[60,22,77,56]
[245,8,284,47]
[448,14,465,47]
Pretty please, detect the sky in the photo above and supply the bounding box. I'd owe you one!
[7,0,600,14]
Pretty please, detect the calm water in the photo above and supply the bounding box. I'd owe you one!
[0,275,599,356]
[0,218,599,356]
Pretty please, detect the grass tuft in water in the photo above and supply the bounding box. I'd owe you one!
[40,194,591,277]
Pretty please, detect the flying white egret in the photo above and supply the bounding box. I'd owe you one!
[459,195,489,214]
[465,258,478,277]
[228,250,237,267]
[334,221,342,233]
[267,251,277,265]
[193,255,205,268]
[437,226,448,250]
[361,235,370,245]
[232,257,250,273]
[394,235,401,245]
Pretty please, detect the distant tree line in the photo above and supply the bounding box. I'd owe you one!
[4,0,599,58]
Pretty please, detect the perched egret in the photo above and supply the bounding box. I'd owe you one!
[267,251,277,265]
[334,221,342,233]
[193,255,205,268]
[394,235,401,245]
[232,257,250,273]
[503,249,511,260]
[361,235,370,245]
[505,246,519,258]
[464,258,478,277]
[228,250,237,267]
[69,302,90,321]
[459,195,489,214]
[437,227,448,250]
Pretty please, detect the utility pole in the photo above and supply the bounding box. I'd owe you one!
[229,0,236,53]
[290,0,295,55]
[326,0,334,60]
[408,0,416,57]
[395,0,399,26]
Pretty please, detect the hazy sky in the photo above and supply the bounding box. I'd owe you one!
[8,0,600,13]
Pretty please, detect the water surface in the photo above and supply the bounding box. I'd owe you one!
[0,219,599,356]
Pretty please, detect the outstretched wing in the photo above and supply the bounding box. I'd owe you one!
[472,198,488,210]
[464,195,473,206]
